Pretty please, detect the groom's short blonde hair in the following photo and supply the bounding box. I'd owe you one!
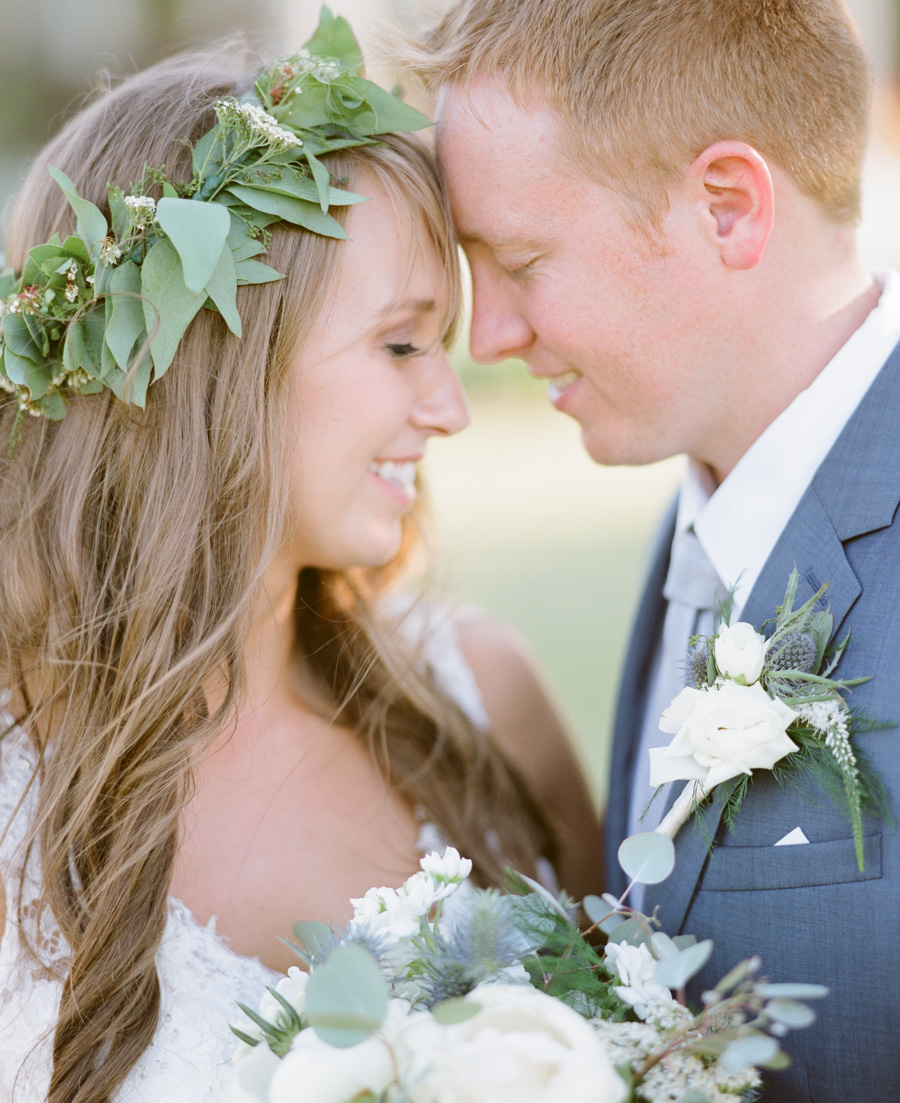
[410,0,871,227]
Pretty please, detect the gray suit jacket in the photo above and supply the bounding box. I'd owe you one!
[607,341,900,1102]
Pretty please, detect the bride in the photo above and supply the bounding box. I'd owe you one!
[0,28,601,1103]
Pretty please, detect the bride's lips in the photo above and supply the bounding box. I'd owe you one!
[367,456,420,505]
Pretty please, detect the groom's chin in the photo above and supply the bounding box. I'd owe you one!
[578,423,663,468]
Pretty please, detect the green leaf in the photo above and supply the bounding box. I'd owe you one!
[291,920,340,965]
[140,238,206,379]
[304,5,363,71]
[62,235,90,264]
[227,186,347,238]
[192,126,223,177]
[431,997,481,1025]
[42,391,68,419]
[4,348,49,397]
[65,307,106,380]
[234,258,284,286]
[1,314,44,361]
[719,1033,780,1075]
[305,943,388,1048]
[204,246,241,337]
[757,982,829,1000]
[305,151,331,211]
[156,197,231,294]
[606,917,652,948]
[105,260,144,370]
[239,163,364,209]
[654,939,713,989]
[28,243,69,278]
[108,187,131,243]
[347,77,432,134]
[48,166,108,261]
[617,832,675,885]
[765,998,816,1028]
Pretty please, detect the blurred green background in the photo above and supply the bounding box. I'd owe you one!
[2,0,900,809]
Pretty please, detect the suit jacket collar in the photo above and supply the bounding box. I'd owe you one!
[647,337,900,933]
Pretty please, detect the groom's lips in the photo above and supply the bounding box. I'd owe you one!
[539,370,583,409]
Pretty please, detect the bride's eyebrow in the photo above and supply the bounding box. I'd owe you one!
[374,297,440,319]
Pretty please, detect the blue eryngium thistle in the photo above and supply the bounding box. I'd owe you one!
[767,631,818,674]
[417,892,535,1005]
[684,642,711,689]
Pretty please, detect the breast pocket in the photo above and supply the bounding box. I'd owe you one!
[700,833,882,891]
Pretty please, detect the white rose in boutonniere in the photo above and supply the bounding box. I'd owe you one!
[652,682,798,789]
[713,622,767,684]
[650,681,798,838]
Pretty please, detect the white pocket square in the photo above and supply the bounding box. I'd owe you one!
[774,826,810,846]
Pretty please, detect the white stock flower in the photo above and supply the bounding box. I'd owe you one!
[258,965,309,1026]
[400,983,628,1103]
[604,943,676,1021]
[650,681,798,790]
[124,195,157,228]
[420,846,473,891]
[714,622,767,684]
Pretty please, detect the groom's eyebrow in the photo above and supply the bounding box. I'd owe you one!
[458,229,544,252]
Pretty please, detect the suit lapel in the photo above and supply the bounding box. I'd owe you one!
[647,338,900,933]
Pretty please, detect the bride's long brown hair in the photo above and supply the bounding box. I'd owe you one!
[0,46,555,1103]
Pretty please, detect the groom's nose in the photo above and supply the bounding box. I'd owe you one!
[468,263,535,364]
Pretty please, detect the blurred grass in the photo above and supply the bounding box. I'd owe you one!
[423,362,683,809]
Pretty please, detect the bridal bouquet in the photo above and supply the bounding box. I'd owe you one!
[218,840,824,1103]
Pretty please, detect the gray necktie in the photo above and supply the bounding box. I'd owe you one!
[627,526,723,840]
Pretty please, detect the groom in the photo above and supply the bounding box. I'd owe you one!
[412,1,900,1099]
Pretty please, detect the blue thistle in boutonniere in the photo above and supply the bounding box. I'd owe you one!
[649,569,890,869]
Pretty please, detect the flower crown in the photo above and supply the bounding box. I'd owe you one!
[0,7,430,422]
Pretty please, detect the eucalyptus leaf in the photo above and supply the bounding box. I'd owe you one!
[234,258,285,286]
[350,78,431,134]
[156,198,231,294]
[227,186,347,238]
[239,163,364,208]
[765,998,816,1028]
[606,918,652,948]
[42,391,68,419]
[617,832,675,885]
[581,894,609,924]
[305,943,388,1048]
[66,307,105,380]
[649,932,679,959]
[757,982,829,1000]
[62,235,90,264]
[654,939,713,990]
[48,166,108,262]
[1,314,44,361]
[719,1033,780,1075]
[140,238,206,379]
[431,997,481,1025]
[4,347,47,391]
[108,187,131,243]
[105,260,144,370]
[204,246,241,337]
[291,920,340,965]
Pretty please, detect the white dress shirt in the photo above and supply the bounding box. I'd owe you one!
[626,269,900,849]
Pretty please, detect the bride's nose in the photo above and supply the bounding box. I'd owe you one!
[410,350,471,437]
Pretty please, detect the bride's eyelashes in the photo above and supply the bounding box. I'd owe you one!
[384,341,423,358]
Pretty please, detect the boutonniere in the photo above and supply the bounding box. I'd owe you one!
[648,570,888,869]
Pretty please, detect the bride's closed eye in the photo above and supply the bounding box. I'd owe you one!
[385,342,422,358]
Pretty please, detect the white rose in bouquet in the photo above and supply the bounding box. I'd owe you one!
[650,680,798,791]
[400,983,628,1103]
[713,622,767,685]
[267,1002,409,1103]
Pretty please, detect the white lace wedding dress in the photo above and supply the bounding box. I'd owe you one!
[0,603,490,1102]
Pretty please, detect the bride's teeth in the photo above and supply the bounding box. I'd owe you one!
[369,459,418,498]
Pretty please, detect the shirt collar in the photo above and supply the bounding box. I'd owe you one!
[678,269,900,616]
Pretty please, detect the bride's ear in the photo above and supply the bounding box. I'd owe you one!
[687,141,775,270]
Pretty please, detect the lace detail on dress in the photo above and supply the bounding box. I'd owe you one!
[0,604,493,1101]
[0,702,278,1103]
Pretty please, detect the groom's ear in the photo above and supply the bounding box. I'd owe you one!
[687,141,774,270]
